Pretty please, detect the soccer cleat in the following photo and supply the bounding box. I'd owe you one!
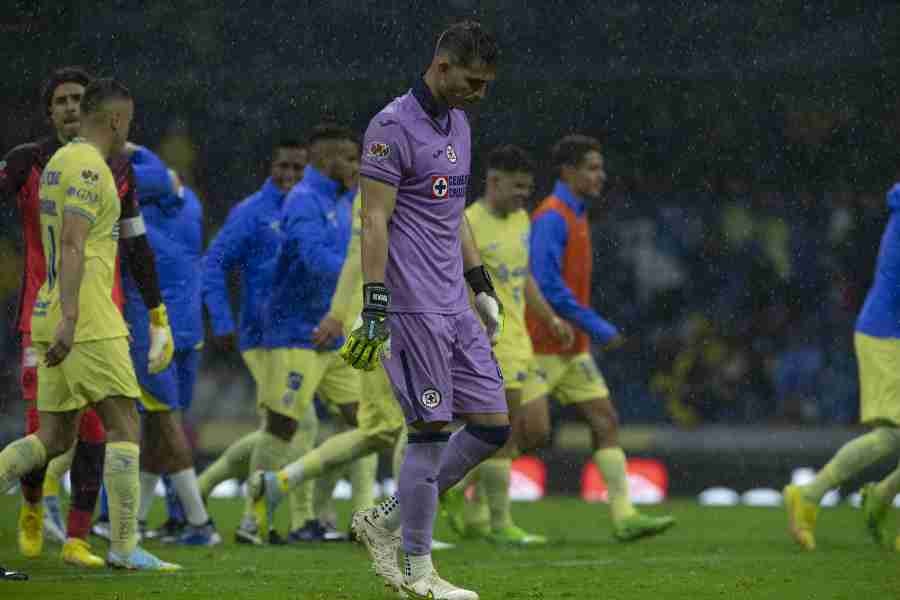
[613,512,676,542]
[18,502,43,558]
[784,484,817,550]
[439,486,467,537]
[487,525,548,546]
[287,519,348,543]
[61,538,105,568]
[107,546,181,571]
[351,507,403,591]
[235,515,264,546]
[43,495,67,544]
[401,569,479,600]
[268,529,288,545]
[0,565,28,581]
[145,518,185,543]
[860,483,890,548]
[91,519,111,541]
[176,521,222,546]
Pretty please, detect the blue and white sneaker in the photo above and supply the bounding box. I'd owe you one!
[43,496,66,544]
[107,546,181,571]
[176,521,222,546]
[248,471,286,531]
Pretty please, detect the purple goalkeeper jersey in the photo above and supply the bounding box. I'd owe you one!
[360,79,472,314]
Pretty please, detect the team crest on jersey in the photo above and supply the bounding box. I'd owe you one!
[366,141,391,161]
[81,169,99,186]
[421,388,442,409]
[432,176,449,199]
[446,144,457,164]
[287,371,303,391]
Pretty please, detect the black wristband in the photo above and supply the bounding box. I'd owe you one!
[362,282,390,315]
[464,265,495,296]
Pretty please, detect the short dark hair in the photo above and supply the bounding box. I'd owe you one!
[551,134,602,172]
[306,123,357,146]
[273,138,305,156]
[435,20,498,68]
[487,145,534,174]
[41,66,93,116]
[81,78,132,116]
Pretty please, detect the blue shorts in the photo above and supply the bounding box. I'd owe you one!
[134,347,200,412]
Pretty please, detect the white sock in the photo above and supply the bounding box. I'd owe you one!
[403,553,433,583]
[283,459,305,487]
[139,472,160,522]
[170,468,209,526]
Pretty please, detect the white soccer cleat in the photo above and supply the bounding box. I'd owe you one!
[401,569,479,600]
[351,507,403,591]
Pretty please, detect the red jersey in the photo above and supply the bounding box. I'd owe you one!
[1,137,137,333]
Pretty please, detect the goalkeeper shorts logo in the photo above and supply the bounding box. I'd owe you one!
[421,388,442,409]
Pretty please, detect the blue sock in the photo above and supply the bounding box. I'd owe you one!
[98,485,109,522]
[163,475,186,523]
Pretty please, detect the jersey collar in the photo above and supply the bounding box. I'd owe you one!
[411,78,452,136]
[552,180,586,217]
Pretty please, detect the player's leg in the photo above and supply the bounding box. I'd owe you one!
[381,312,509,596]
[787,333,900,550]
[559,353,675,541]
[861,459,900,548]
[285,402,319,539]
[39,443,72,545]
[84,337,179,571]
[17,339,46,558]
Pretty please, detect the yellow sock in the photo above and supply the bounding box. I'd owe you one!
[804,427,900,503]
[349,452,378,513]
[44,445,75,497]
[313,467,342,525]
[104,441,140,557]
[594,447,636,522]
[286,410,317,529]
[0,435,48,494]
[480,458,513,530]
[199,431,260,499]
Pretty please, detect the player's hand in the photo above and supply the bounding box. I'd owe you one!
[340,283,391,371]
[46,317,76,367]
[550,315,575,349]
[148,304,175,374]
[466,265,504,345]
[313,315,344,351]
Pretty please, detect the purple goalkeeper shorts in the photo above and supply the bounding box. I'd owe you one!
[382,310,506,425]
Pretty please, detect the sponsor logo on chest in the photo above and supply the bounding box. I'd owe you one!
[431,174,469,200]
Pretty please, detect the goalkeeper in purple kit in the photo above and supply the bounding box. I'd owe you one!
[341,21,506,600]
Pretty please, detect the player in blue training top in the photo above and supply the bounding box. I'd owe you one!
[344,21,507,600]
[786,183,900,552]
[197,138,319,545]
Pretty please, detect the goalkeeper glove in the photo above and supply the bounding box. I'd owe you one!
[148,304,174,374]
[466,265,504,345]
[340,283,391,371]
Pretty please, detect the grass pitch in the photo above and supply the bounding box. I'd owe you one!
[0,495,898,599]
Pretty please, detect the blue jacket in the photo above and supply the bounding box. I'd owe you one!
[530,181,619,346]
[856,184,900,338]
[263,165,352,349]
[123,147,204,351]
[202,178,286,351]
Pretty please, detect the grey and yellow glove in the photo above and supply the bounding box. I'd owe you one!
[340,283,391,371]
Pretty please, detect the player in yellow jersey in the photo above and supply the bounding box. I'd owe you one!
[446,145,575,545]
[249,182,406,533]
[0,79,178,571]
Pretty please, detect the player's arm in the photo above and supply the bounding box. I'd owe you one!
[461,214,504,344]
[0,145,35,207]
[340,176,396,369]
[45,207,91,366]
[124,143,173,199]
[525,273,574,348]
[201,208,247,351]
[530,210,620,347]
[117,164,173,372]
[316,195,363,349]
